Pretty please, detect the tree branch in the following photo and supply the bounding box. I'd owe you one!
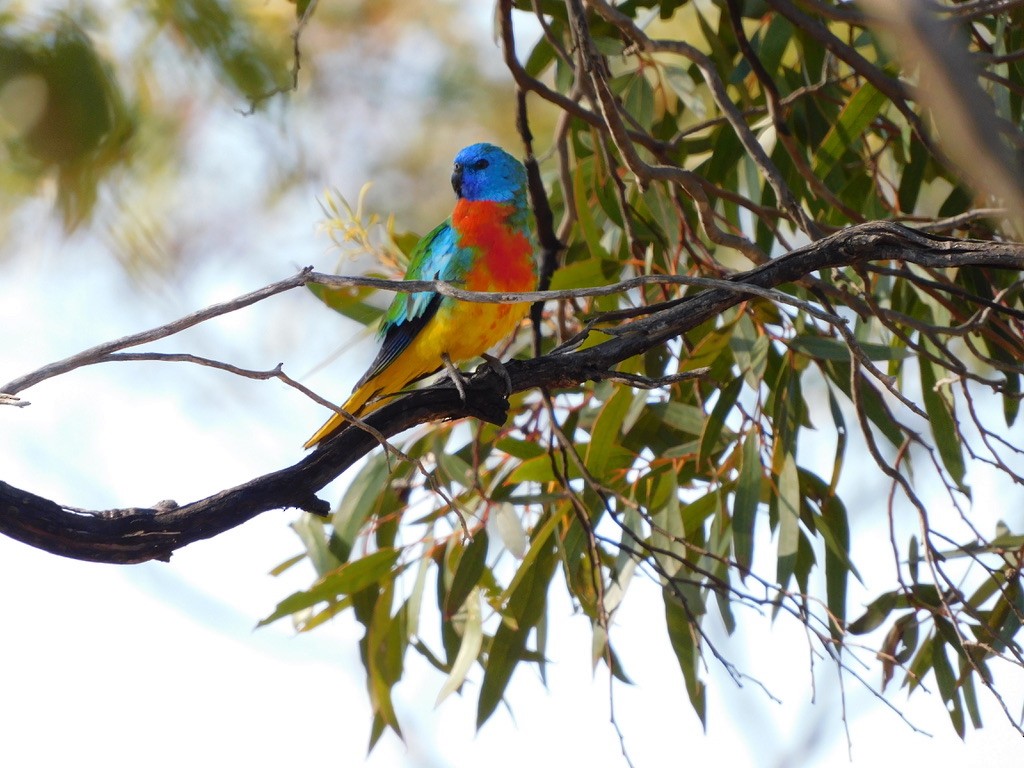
[3,221,1023,564]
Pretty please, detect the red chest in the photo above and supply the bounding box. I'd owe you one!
[452,200,535,291]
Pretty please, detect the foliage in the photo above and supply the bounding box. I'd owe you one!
[260,0,1024,749]
[0,1,294,228]
[6,0,1024,755]
[0,0,513,272]
[0,17,135,227]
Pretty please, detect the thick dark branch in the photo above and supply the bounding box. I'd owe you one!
[2,221,1023,564]
[0,388,509,564]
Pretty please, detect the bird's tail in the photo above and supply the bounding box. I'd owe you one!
[304,347,446,448]
[302,384,383,449]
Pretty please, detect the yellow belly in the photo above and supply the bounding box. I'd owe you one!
[421,299,528,364]
[358,299,528,403]
[325,297,528,422]
[304,283,533,448]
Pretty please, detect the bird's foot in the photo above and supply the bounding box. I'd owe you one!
[480,353,513,396]
[441,353,469,405]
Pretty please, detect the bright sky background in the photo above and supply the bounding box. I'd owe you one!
[2,4,1023,767]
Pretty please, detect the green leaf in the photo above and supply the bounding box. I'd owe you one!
[898,135,928,214]
[391,230,422,257]
[436,448,473,489]
[731,314,769,388]
[496,437,547,460]
[572,164,611,260]
[368,714,386,753]
[931,635,966,737]
[299,595,354,632]
[733,429,762,574]
[881,614,918,690]
[561,518,601,618]
[258,548,401,627]
[698,374,743,468]
[823,360,905,448]
[684,326,735,371]
[1,20,134,227]
[524,37,556,78]
[663,587,707,726]
[268,552,306,577]
[1003,370,1020,427]
[477,529,558,728]
[292,0,313,18]
[701,125,742,184]
[331,452,394,562]
[444,531,489,619]
[775,452,800,589]
[493,503,528,558]
[711,544,737,635]
[757,14,794,75]
[592,626,634,684]
[908,535,920,583]
[961,660,984,729]
[903,632,933,694]
[651,401,707,435]
[939,531,1024,559]
[436,588,483,705]
[789,335,909,362]
[154,0,287,99]
[919,344,968,491]
[506,453,567,484]
[406,539,433,640]
[940,184,972,217]
[974,578,1024,654]
[681,490,720,538]
[825,386,847,495]
[585,385,634,476]
[820,495,852,639]
[291,514,340,578]
[848,591,898,635]
[813,82,886,178]
[548,255,614,291]
[365,582,405,747]
[307,282,384,325]
[495,502,564,608]
[651,471,687,575]
[623,71,655,128]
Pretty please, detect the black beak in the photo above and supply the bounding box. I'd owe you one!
[451,163,463,197]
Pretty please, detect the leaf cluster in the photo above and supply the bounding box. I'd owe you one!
[274,0,1024,746]
[11,0,1020,750]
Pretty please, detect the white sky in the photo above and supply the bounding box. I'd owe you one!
[1,5,1023,766]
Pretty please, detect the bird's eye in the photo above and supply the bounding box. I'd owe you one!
[453,162,463,171]
[471,159,489,171]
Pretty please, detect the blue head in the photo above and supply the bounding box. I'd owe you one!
[451,143,527,204]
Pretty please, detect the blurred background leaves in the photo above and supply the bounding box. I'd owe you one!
[0,16,135,228]
[0,0,531,277]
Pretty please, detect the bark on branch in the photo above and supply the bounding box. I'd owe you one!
[2,221,1022,564]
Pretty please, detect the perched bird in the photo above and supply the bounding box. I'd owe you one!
[304,143,536,448]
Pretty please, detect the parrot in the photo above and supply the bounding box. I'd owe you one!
[304,143,537,448]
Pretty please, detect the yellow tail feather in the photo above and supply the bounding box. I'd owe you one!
[302,385,382,449]
[304,325,455,448]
